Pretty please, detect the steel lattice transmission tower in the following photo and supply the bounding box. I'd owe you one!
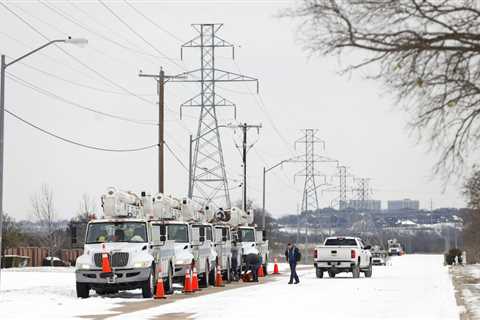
[354,178,371,209]
[175,24,258,208]
[295,129,327,213]
[338,166,347,210]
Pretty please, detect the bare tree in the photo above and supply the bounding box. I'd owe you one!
[31,184,59,265]
[77,193,97,222]
[285,0,480,179]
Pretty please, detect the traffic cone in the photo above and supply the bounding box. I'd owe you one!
[101,244,112,274]
[191,267,200,292]
[215,266,224,287]
[183,268,193,293]
[273,257,280,274]
[154,278,166,299]
[257,264,265,277]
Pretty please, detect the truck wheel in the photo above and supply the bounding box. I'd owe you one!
[352,265,360,278]
[364,262,373,278]
[76,282,90,298]
[142,266,155,298]
[164,264,174,294]
[315,268,323,278]
[328,271,336,278]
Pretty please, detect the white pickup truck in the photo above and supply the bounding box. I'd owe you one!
[313,237,372,279]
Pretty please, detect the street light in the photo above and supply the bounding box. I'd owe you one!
[0,36,87,287]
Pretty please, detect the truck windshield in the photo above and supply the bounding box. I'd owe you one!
[391,244,401,248]
[238,228,255,242]
[86,222,147,244]
[324,238,357,246]
[167,224,189,243]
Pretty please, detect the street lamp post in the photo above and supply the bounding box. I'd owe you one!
[0,37,87,288]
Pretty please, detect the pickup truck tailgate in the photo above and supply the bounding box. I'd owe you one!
[316,246,353,261]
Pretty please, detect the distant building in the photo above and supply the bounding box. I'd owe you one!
[387,199,420,210]
[348,200,381,211]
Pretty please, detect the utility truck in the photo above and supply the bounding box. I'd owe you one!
[150,193,216,288]
[387,239,403,256]
[215,207,268,278]
[313,236,372,279]
[75,187,176,298]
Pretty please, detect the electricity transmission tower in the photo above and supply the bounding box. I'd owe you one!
[338,165,347,210]
[172,24,258,208]
[295,129,327,213]
[354,178,371,210]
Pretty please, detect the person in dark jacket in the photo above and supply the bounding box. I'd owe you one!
[245,253,261,282]
[285,242,301,284]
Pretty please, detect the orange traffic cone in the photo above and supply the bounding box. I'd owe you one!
[191,267,200,292]
[154,277,166,299]
[101,245,112,273]
[257,264,265,277]
[215,266,224,287]
[183,268,193,293]
[273,257,280,274]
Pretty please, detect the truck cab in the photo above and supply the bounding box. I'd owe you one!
[191,223,217,286]
[75,218,174,298]
[232,226,259,274]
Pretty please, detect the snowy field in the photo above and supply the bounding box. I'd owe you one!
[0,255,460,320]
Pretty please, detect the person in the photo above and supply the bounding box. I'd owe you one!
[130,227,145,242]
[245,253,261,282]
[285,242,301,284]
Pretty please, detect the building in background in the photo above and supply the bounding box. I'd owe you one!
[387,199,420,211]
[348,199,381,211]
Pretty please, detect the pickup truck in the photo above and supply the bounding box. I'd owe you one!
[313,236,372,279]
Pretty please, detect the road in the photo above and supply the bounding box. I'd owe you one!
[0,255,460,320]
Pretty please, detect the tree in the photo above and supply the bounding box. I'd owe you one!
[1,213,24,254]
[463,170,480,263]
[286,0,480,178]
[77,193,97,222]
[31,184,61,264]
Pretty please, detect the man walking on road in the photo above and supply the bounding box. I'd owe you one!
[285,242,301,284]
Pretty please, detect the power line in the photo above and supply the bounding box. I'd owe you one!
[164,140,189,171]
[6,73,158,126]
[5,108,157,152]
[0,2,158,108]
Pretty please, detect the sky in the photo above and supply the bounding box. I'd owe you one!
[0,0,466,221]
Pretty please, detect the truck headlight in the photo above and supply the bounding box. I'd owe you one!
[133,261,151,268]
[76,263,91,270]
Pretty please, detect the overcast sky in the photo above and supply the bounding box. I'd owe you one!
[0,0,466,221]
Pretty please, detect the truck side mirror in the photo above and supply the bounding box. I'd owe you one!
[364,245,372,250]
[159,225,167,236]
[160,235,167,242]
[222,236,228,242]
[262,230,267,242]
[232,234,239,242]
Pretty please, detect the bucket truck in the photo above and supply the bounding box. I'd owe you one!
[75,187,176,298]
[150,193,216,288]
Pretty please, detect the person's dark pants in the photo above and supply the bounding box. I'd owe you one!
[247,263,259,281]
[289,262,299,283]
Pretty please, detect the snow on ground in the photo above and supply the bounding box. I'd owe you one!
[451,264,480,319]
[0,256,460,320]
[111,255,459,320]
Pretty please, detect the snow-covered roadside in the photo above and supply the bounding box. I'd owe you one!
[0,267,140,320]
[451,264,480,320]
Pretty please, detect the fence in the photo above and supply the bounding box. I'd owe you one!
[3,247,83,267]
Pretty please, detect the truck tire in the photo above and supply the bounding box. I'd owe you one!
[364,262,373,278]
[352,265,360,278]
[142,266,155,298]
[164,264,174,294]
[315,267,323,278]
[328,271,336,278]
[76,282,90,298]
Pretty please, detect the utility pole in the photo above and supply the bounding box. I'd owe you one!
[139,68,185,194]
[170,23,258,208]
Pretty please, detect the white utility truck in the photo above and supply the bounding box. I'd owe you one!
[151,193,216,288]
[387,239,403,256]
[217,207,268,277]
[313,236,372,279]
[75,187,176,298]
